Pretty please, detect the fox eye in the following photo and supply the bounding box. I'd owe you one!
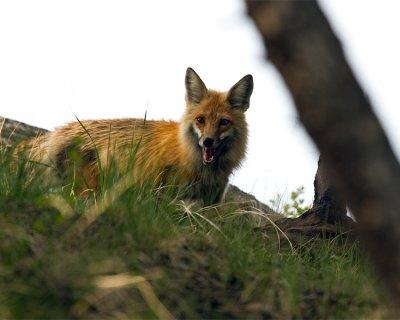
[219,118,231,126]
[196,116,205,124]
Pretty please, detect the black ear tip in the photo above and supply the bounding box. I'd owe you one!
[186,67,196,75]
[245,74,253,83]
[186,68,194,85]
[242,75,254,93]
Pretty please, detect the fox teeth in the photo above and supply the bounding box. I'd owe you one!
[202,147,216,165]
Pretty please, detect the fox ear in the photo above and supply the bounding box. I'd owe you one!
[185,67,207,105]
[227,74,253,111]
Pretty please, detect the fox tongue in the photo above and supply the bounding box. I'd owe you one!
[203,147,215,164]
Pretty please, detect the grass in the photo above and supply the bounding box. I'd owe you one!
[0,142,391,319]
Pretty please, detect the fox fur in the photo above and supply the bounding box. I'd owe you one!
[20,68,253,205]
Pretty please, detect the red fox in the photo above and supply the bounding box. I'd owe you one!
[21,68,253,205]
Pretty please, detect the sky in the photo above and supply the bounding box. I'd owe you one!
[0,0,399,205]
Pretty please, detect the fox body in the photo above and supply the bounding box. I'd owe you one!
[22,68,253,205]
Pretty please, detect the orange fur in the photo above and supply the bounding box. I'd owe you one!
[20,68,253,205]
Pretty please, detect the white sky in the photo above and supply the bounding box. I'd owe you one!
[0,0,399,205]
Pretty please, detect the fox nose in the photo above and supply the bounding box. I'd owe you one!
[203,138,214,148]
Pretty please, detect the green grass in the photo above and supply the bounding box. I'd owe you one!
[0,144,390,319]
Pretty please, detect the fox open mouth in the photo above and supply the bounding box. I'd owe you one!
[202,147,216,165]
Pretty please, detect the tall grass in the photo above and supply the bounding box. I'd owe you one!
[0,138,390,318]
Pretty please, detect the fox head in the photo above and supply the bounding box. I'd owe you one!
[181,67,253,167]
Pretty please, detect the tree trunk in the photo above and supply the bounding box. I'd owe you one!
[246,0,400,306]
[312,155,347,223]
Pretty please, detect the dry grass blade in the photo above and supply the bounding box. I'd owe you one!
[6,122,20,146]
[178,201,223,234]
[243,207,294,253]
[46,194,74,218]
[0,118,5,139]
[136,279,175,320]
[192,210,223,235]
[178,200,205,231]
[95,273,174,320]
[95,272,162,289]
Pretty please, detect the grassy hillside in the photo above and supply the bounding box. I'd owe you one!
[0,129,391,318]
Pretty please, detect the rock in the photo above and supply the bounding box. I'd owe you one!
[0,117,48,147]
[224,184,276,214]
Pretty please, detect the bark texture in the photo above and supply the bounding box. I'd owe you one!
[246,0,400,305]
[311,155,347,223]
